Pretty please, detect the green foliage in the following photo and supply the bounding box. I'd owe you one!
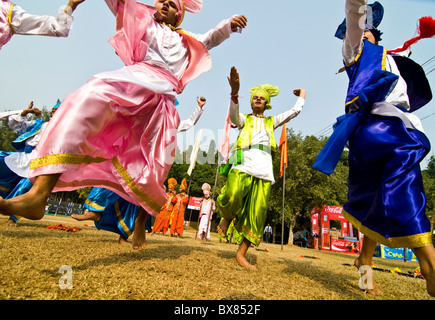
[422,155,435,214]
[168,130,350,230]
[167,140,226,198]
[267,129,349,230]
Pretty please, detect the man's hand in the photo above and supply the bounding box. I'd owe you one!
[21,101,42,117]
[231,15,248,32]
[228,66,240,96]
[65,0,85,13]
[197,96,206,109]
[293,88,306,99]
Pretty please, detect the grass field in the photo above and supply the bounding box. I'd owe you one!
[0,214,432,301]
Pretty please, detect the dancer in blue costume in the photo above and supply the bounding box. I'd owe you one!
[2,102,59,227]
[313,0,435,296]
[71,96,206,249]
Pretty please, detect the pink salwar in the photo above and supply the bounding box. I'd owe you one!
[29,75,180,216]
[28,0,213,216]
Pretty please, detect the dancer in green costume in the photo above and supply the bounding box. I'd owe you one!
[217,67,306,270]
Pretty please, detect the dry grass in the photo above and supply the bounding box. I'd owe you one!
[0,215,432,301]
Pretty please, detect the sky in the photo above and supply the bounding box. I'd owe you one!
[0,0,434,168]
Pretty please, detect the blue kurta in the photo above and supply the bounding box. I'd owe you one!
[314,40,432,248]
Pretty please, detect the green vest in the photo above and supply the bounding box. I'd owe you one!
[220,114,276,176]
[233,114,277,152]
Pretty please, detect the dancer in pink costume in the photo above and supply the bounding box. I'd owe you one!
[0,0,85,50]
[197,183,215,241]
[0,0,247,230]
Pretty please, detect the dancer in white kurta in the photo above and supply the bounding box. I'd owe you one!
[217,66,306,270]
[0,0,247,244]
[197,183,215,241]
[0,0,84,50]
[0,102,59,226]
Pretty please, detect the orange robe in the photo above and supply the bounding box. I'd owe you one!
[152,192,176,234]
[170,192,189,236]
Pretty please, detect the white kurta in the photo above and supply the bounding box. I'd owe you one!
[10,4,73,37]
[177,106,203,133]
[197,198,215,240]
[5,113,47,178]
[95,16,237,99]
[229,97,305,184]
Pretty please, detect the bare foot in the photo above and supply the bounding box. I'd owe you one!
[71,210,101,222]
[0,193,47,220]
[132,229,147,250]
[217,218,231,237]
[354,258,381,295]
[0,174,59,220]
[118,235,131,247]
[235,255,257,271]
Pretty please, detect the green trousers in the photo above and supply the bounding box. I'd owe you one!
[216,169,271,246]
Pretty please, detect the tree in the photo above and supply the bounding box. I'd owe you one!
[422,156,435,231]
[267,129,349,245]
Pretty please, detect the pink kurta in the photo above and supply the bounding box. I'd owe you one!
[28,0,235,216]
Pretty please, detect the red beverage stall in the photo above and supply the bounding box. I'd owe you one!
[311,205,361,254]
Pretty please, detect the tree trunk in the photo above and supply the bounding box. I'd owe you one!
[287,211,300,245]
[272,224,276,244]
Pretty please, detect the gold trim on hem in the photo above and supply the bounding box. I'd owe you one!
[0,185,11,192]
[112,157,162,213]
[114,201,132,237]
[29,154,107,170]
[84,199,105,211]
[234,223,261,247]
[342,209,433,248]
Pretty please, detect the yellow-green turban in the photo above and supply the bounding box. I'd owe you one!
[249,84,279,110]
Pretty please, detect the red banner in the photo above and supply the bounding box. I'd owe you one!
[331,238,360,254]
[187,196,202,210]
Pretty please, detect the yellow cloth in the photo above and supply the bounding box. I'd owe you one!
[249,84,279,110]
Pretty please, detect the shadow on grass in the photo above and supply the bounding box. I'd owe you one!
[278,257,365,300]
[40,244,214,276]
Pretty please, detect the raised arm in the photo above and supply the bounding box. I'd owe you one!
[187,15,247,51]
[177,97,206,133]
[228,66,244,128]
[274,89,306,129]
[342,0,367,64]
[10,0,85,37]
[8,101,42,134]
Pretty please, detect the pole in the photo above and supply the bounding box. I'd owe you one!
[186,174,193,228]
[281,169,285,251]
